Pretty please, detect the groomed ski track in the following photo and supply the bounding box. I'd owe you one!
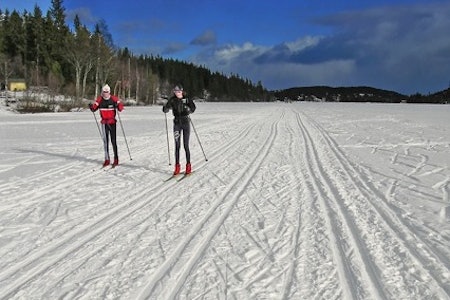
[0,103,449,299]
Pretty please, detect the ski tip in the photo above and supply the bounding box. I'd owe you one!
[176,171,194,181]
[163,174,180,182]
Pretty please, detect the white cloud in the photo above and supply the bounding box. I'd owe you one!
[214,42,268,62]
[284,36,322,52]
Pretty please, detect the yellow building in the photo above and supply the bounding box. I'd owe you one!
[8,79,27,91]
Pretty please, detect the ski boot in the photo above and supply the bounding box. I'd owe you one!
[185,163,192,175]
[113,158,119,167]
[173,163,181,175]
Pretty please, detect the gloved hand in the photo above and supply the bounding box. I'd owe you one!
[162,106,169,113]
[88,103,95,112]
[184,105,191,114]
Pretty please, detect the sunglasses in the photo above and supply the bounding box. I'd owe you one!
[103,91,110,93]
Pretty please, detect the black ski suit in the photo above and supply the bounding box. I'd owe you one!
[163,96,196,164]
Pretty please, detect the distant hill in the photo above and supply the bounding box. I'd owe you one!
[271,86,450,104]
[271,86,408,103]
[408,88,450,104]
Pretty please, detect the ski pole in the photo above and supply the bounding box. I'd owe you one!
[91,110,103,140]
[164,112,171,165]
[189,116,208,161]
[116,109,132,160]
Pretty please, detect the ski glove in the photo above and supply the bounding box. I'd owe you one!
[162,106,169,113]
[88,103,95,112]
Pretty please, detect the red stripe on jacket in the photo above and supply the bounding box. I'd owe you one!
[92,95,124,124]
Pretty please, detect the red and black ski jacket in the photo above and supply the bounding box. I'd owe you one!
[91,95,124,124]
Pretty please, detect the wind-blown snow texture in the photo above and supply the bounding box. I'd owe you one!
[0,102,449,299]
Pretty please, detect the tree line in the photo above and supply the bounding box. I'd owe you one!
[273,86,449,104]
[0,0,270,105]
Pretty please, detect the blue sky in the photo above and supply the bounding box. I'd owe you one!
[3,0,450,95]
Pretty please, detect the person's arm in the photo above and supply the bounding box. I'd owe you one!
[89,96,102,111]
[187,98,196,113]
[112,96,124,111]
[163,98,172,113]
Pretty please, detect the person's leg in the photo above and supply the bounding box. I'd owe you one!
[173,123,181,174]
[182,123,192,174]
[110,124,119,165]
[182,123,191,163]
[101,124,110,166]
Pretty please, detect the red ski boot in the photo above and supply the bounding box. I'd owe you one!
[173,163,181,175]
[113,158,119,167]
[102,159,110,167]
[185,163,192,175]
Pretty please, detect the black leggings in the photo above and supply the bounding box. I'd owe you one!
[174,121,191,164]
[101,123,118,160]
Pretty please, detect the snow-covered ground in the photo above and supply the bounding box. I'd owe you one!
[0,102,449,299]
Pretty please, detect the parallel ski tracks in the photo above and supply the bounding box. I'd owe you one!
[3,105,448,299]
[0,145,151,211]
[293,108,449,298]
[276,111,307,299]
[294,110,386,299]
[0,116,264,299]
[135,114,282,299]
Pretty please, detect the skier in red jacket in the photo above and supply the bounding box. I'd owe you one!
[89,84,124,167]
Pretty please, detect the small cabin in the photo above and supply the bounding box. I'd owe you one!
[8,79,27,91]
